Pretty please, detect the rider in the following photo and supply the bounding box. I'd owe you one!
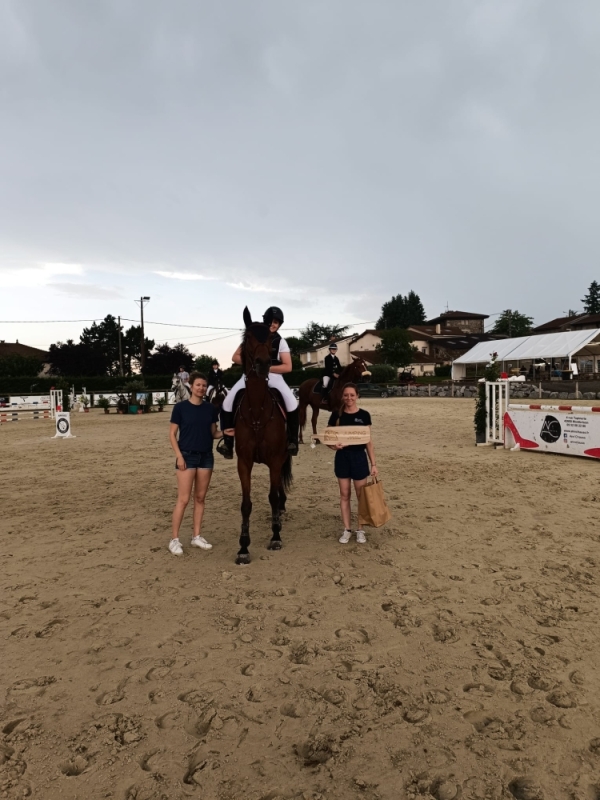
[177,364,190,388]
[322,342,342,398]
[207,360,224,399]
[218,306,299,459]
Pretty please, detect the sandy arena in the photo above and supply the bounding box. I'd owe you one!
[2,398,600,800]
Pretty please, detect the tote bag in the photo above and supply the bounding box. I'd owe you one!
[358,478,392,528]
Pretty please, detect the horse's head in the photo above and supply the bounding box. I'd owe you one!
[242,307,272,378]
[349,357,371,380]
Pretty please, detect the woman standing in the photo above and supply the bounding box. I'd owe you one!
[327,383,378,544]
[168,372,222,556]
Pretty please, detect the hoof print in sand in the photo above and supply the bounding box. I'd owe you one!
[508,776,544,799]
[59,754,89,777]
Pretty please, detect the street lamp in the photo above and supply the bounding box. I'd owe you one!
[135,296,151,372]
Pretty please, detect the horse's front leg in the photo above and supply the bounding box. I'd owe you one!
[298,401,306,445]
[311,405,320,443]
[236,458,253,565]
[268,464,283,551]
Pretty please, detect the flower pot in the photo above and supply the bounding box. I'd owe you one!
[84,407,90,413]
[158,406,164,412]
[104,409,110,415]
[137,409,143,415]
[475,429,486,444]
[129,405,138,414]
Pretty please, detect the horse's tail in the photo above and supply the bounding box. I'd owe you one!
[281,454,293,492]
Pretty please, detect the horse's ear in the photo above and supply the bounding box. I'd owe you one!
[243,307,252,329]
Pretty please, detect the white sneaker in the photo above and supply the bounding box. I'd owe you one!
[191,536,213,550]
[356,530,367,544]
[169,538,183,556]
[339,529,352,544]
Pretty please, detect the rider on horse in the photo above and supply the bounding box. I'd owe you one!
[218,306,300,459]
[321,342,342,398]
[207,360,224,399]
[177,365,190,388]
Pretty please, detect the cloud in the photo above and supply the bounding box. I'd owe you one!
[155,271,216,281]
[226,281,283,293]
[49,282,124,299]
[0,262,83,288]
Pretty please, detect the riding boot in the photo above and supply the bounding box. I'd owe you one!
[286,408,299,456]
[217,409,235,459]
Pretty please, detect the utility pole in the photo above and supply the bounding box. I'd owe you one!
[135,297,151,373]
[117,315,124,376]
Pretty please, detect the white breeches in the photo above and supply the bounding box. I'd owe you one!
[322,376,331,388]
[222,373,298,413]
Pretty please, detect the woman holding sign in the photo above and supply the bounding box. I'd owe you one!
[327,383,378,544]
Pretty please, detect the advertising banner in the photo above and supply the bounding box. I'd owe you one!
[504,407,600,459]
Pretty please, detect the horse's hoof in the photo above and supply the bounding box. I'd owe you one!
[268,540,282,551]
[236,554,251,565]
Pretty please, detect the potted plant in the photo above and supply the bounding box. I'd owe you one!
[474,353,500,444]
[79,394,90,413]
[157,395,167,412]
[97,397,111,414]
[123,380,145,415]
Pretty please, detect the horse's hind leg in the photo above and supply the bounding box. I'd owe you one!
[311,405,320,442]
[298,402,306,445]
[268,465,283,551]
[236,459,252,565]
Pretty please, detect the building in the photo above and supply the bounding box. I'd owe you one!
[425,311,489,335]
[531,313,600,335]
[0,341,50,375]
[299,334,359,369]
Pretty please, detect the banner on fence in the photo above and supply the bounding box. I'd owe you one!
[504,406,600,459]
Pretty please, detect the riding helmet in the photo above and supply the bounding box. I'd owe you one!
[328,343,338,350]
[263,306,284,325]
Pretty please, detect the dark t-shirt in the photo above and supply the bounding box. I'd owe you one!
[327,408,372,451]
[170,400,219,452]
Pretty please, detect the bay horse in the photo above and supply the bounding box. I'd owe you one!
[234,307,292,565]
[298,357,371,444]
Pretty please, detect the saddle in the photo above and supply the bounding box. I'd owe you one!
[233,388,287,421]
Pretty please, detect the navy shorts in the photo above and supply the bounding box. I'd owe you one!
[177,450,214,470]
[334,448,370,481]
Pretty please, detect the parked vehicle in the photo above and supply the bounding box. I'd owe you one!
[358,382,390,398]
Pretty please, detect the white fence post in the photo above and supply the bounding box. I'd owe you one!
[485,381,508,445]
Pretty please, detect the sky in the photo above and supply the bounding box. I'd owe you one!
[1,0,600,362]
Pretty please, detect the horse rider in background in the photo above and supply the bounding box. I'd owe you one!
[177,364,191,388]
[207,360,224,399]
[321,342,342,398]
[218,306,300,459]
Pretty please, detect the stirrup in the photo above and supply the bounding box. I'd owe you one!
[217,438,234,460]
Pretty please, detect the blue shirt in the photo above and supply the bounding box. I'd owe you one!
[170,400,219,452]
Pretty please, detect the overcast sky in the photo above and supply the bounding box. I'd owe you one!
[1,0,599,361]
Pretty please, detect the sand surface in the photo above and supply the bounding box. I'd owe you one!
[1,399,600,800]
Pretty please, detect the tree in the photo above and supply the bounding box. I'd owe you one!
[0,355,44,378]
[79,315,122,375]
[491,310,533,338]
[298,322,350,348]
[48,340,108,376]
[376,328,416,368]
[582,281,600,314]
[376,291,426,329]
[144,343,194,376]
[194,354,219,374]
[122,325,155,374]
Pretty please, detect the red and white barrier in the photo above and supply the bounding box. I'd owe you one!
[504,403,600,460]
[0,409,52,424]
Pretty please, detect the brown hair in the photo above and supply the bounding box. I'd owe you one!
[189,371,208,387]
[342,382,359,395]
[334,382,360,418]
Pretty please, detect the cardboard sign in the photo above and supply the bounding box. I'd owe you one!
[53,412,75,439]
[321,426,371,446]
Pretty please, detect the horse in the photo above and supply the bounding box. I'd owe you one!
[234,307,292,565]
[298,357,371,444]
[208,383,228,410]
[171,375,191,403]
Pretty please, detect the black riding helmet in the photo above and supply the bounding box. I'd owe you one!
[263,306,284,326]
[328,343,338,350]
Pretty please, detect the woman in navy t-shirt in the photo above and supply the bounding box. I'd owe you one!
[327,383,378,545]
[168,372,223,556]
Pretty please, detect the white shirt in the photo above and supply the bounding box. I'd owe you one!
[277,337,290,358]
[177,371,190,382]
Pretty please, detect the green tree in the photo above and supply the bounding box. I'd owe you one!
[298,322,350,348]
[79,315,122,375]
[491,310,533,338]
[376,328,415,368]
[122,325,155,374]
[48,339,108,376]
[582,281,600,314]
[0,355,43,378]
[145,343,194,376]
[194,354,219,373]
[376,291,426,329]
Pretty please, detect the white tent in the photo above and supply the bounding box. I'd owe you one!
[451,329,600,379]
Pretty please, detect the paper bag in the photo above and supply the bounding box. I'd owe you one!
[358,478,392,528]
